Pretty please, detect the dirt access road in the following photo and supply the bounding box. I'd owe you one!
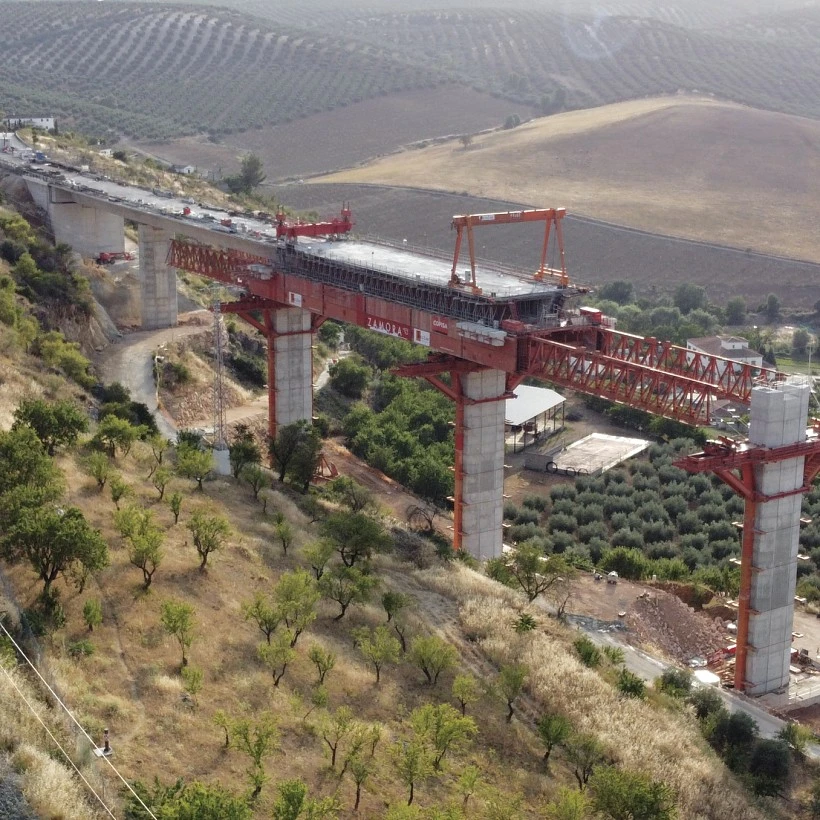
[94,310,210,440]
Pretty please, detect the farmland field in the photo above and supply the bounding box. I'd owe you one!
[272,181,820,311]
[317,97,820,276]
[136,86,527,181]
[2,0,820,143]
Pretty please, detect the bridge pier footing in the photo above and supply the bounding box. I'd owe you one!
[139,225,177,330]
[265,307,314,438]
[454,369,507,561]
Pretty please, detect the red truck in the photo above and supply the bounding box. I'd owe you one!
[95,251,134,265]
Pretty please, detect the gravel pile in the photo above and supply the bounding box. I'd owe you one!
[626,588,728,663]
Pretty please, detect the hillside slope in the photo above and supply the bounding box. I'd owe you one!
[319,96,820,265]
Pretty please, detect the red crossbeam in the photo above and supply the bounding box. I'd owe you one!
[167,240,270,285]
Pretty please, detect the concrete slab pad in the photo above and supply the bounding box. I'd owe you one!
[553,433,650,476]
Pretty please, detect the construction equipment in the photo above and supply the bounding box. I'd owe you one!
[95,251,134,264]
[275,204,354,241]
[450,208,568,294]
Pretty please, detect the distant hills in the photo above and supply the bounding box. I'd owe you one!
[0,0,819,141]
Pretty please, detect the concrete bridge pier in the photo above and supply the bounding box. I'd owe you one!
[265,307,314,437]
[455,369,507,561]
[138,225,177,330]
[744,380,810,695]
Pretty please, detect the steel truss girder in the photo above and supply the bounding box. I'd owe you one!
[167,240,270,284]
[596,329,781,399]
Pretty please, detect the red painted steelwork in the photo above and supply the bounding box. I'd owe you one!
[676,433,820,690]
[167,243,270,284]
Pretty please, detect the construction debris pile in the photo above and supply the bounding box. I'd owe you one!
[626,589,728,664]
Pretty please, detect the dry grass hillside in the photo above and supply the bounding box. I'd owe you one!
[0,437,779,819]
[319,96,820,264]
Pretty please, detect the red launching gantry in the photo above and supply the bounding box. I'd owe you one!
[275,204,354,241]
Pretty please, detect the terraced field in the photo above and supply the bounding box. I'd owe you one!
[1,0,819,143]
[0,2,443,140]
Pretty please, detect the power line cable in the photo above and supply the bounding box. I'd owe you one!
[0,663,117,818]
[0,620,158,820]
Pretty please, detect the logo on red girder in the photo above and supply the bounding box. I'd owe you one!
[366,315,410,340]
[432,316,449,333]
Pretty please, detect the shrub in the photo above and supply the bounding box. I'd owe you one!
[522,494,548,512]
[548,513,577,534]
[573,635,601,668]
[655,667,692,698]
[600,547,648,580]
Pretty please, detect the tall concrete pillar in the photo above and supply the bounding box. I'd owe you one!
[267,307,313,435]
[138,224,177,330]
[458,369,507,561]
[745,379,810,695]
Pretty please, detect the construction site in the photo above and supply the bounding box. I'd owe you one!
[4,148,820,703]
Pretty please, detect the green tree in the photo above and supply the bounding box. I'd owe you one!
[598,281,634,305]
[258,631,296,686]
[109,473,130,509]
[347,755,371,812]
[318,564,378,621]
[777,721,814,757]
[238,153,266,192]
[564,733,607,790]
[452,674,481,716]
[537,712,572,765]
[176,444,214,491]
[325,475,375,513]
[764,293,781,321]
[82,598,103,631]
[275,569,319,646]
[86,451,110,491]
[353,624,401,683]
[748,739,791,796]
[725,296,746,325]
[152,466,172,500]
[230,713,279,798]
[498,663,528,722]
[12,398,88,455]
[93,414,142,458]
[242,464,269,500]
[269,420,321,490]
[673,283,706,315]
[308,643,336,685]
[4,506,108,597]
[321,511,391,567]
[187,510,230,569]
[242,592,281,644]
[130,525,164,590]
[410,702,477,770]
[506,543,574,602]
[181,665,203,706]
[589,767,676,820]
[392,738,433,806]
[304,540,335,581]
[160,600,196,668]
[409,635,458,686]
[123,779,251,820]
[793,328,813,357]
[275,519,294,556]
[616,668,646,699]
[321,706,356,769]
[169,491,183,524]
[329,356,372,398]
[229,431,261,479]
[655,668,692,699]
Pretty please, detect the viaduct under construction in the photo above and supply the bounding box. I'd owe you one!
[9,162,820,698]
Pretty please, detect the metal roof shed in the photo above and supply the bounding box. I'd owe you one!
[505,385,565,453]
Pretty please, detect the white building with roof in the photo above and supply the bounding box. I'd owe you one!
[686,335,763,370]
[505,385,565,453]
